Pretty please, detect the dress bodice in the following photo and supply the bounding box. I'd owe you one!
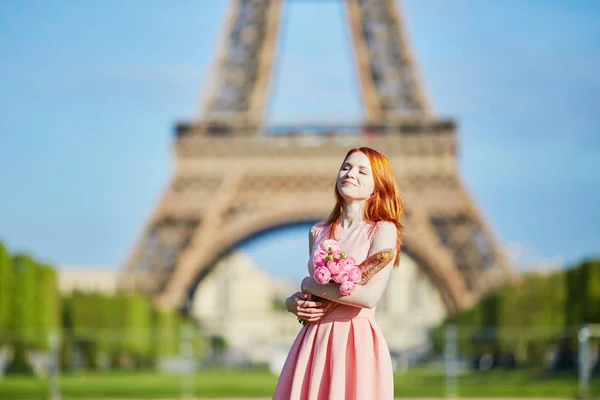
[307,220,385,320]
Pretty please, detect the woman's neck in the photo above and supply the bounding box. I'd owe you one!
[339,200,366,228]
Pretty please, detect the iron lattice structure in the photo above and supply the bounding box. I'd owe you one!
[118,0,518,312]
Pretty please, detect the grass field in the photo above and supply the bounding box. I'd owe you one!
[0,367,597,399]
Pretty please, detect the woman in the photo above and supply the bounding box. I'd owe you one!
[273,147,405,400]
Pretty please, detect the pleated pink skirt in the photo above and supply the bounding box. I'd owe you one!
[273,305,394,400]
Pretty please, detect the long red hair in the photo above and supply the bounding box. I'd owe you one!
[325,147,405,267]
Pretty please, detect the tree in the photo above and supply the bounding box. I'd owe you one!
[6,254,38,374]
[0,243,14,342]
[35,264,60,349]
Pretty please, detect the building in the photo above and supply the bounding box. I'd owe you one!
[57,266,119,295]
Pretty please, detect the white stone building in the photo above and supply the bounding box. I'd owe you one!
[57,266,119,295]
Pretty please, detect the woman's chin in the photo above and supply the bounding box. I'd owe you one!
[339,190,367,203]
[338,186,353,197]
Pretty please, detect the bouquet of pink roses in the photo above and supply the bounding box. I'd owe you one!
[312,239,362,296]
[298,245,396,326]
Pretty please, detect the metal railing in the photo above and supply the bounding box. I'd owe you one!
[0,323,598,399]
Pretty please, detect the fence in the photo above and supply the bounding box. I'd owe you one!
[0,324,599,399]
[440,324,600,399]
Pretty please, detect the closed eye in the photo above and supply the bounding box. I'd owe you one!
[341,163,370,174]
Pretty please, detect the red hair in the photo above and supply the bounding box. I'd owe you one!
[325,147,405,267]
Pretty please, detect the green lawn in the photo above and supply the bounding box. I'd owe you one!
[395,367,596,398]
[0,367,597,399]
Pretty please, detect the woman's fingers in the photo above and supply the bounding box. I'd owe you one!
[290,291,327,321]
[297,303,326,320]
[297,292,311,300]
[304,314,325,322]
[298,310,325,318]
[288,290,329,322]
[295,300,323,308]
[303,307,324,314]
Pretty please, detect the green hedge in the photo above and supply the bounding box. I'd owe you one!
[0,243,13,336]
[120,293,153,361]
[62,290,191,369]
[0,240,200,373]
[155,309,180,356]
[566,260,600,326]
[36,264,60,348]
[11,254,38,345]
[435,258,599,366]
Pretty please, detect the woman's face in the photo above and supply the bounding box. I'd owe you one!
[337,151,375,202]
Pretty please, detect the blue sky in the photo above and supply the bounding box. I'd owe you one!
[0,1,599,283]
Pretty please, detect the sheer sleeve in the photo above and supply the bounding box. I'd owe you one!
[307,221,326,276]
[309,221,326,253]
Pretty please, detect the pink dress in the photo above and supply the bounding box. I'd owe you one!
[273,221,394,400]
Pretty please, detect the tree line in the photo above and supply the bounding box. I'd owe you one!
[0,242,196,374]
[434,258,600,371]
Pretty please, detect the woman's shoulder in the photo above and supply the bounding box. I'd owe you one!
[375,220,397,230]
[310,220,328,237]
[366,220,397,239]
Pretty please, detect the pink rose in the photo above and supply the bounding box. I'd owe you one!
[314,266,332,284]
[332,271,349,284]
[313,251,328,268]
[320,239,340,253]
[348,267,362,283]
[327,260,343,275]
[345,256,356,268]
[338,258,356,273]
[339,281,356,296]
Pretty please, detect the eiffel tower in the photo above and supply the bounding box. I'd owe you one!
[118,0,518,312]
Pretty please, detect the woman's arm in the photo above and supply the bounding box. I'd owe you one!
[301,222,397,309]
[308,227,314,258]
[284,224,327,323]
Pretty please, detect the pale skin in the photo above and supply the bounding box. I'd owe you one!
[285,151,397,322]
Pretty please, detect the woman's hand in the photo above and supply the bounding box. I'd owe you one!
[286,291,326,323]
